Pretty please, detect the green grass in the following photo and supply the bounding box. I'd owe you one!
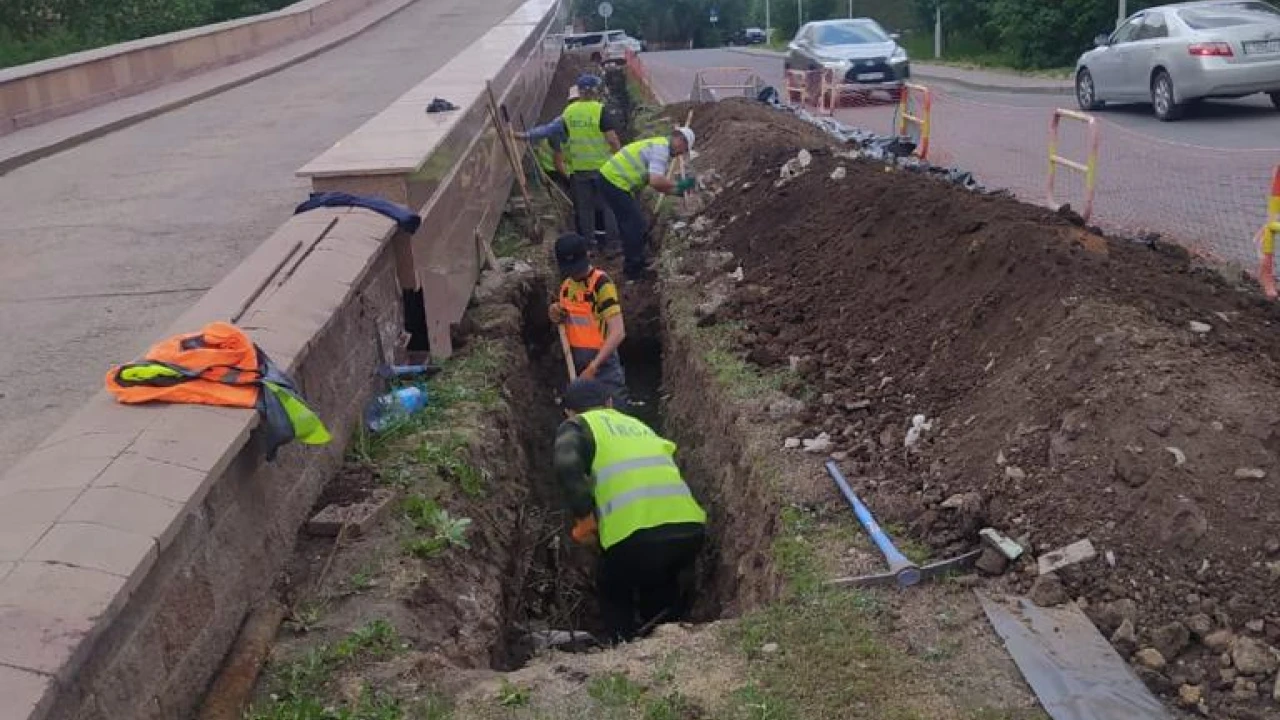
[493,215,527,258]
[900,35,1072,78]
[771,506,822,598]
[248,620,402,720]
[588,673,647,708]
[348,341,505,464]
[729,590,925,720]
[401,494,472,559]
[497,680,532,708]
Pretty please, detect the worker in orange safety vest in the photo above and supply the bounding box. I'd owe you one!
[548,232,629,410]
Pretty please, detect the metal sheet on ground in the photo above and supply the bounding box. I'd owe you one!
[977,592,1172,720]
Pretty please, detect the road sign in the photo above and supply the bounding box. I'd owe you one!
[710,6,719,23]
[598,2,613,18]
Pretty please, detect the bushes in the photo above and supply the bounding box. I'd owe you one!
[0,0,298,69]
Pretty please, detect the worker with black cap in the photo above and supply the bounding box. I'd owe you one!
[549,232,629,409]
[555,377,707,643]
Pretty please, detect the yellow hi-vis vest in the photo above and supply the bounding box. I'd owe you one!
[562,100,610,173]
[601,137,668,194]
[533,139,560,174]
[579,408,706,550]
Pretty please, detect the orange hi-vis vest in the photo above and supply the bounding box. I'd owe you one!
[105,321,331,460]
[106,321,261,407]
[559,268,608,353]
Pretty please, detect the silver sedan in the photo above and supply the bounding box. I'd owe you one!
[1075,0,1280,121]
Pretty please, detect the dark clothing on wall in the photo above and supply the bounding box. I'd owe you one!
[294,192,421,234]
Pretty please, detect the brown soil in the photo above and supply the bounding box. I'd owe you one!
[680,98,1280,716]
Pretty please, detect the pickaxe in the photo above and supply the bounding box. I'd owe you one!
[824,461,980,588]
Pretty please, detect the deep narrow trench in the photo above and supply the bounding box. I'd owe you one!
[488,268,727,671]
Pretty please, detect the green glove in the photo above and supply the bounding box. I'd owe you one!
[675,177,696,195]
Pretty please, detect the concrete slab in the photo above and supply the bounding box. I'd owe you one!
[60,487,183,548]
[91,451,214,505]
[0,562,126,678]
[0,664,55,720]
[25,522,157,581]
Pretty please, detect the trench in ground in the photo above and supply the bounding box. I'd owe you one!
[490,273,728,670]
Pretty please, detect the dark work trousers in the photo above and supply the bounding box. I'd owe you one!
[570,348,629,413]
[599,179,649,279]
[569,171,618,250]
[597,523,706,643]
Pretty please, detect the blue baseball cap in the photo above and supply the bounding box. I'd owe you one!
[576,74,603,91]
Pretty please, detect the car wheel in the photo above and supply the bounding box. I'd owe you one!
[1271,92,1280,110]
[1075,68,1103,111]
[1151,71,1184,121]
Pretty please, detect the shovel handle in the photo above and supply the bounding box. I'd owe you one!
[825,461,920,586]
[557,324,577,381]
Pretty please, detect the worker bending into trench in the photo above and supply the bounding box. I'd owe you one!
[598,126,697,282]
[555,378,707,643]
[550,232,630,409]
[516,74,621,252]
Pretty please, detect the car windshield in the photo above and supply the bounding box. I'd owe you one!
[607,31,624,40]
[1178,2,1280,29]
[814,22,888,46]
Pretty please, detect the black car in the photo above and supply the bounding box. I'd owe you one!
[784,19,910,100]
[727,27,767,45]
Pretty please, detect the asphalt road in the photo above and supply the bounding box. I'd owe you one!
[0,0,525,474]
[648,48,1280,150]
[641,48,1279,268]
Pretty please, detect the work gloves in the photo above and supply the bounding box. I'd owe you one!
[571,515,598,545]
[674,177,696,195]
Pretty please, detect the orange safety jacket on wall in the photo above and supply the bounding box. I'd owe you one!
[106,321,330,460]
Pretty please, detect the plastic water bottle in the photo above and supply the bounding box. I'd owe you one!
[364,386,429,432]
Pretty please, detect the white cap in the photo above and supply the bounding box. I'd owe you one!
[567,86,581,101]
[675,126,695,152]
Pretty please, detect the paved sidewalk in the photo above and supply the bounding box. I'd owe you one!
[725,46,1072,95]
[0,0,418,175]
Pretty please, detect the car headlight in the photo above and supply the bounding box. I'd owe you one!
[891,47,908,62]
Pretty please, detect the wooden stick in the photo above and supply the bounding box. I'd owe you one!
[557,324,577,381]
[485,81,541,243]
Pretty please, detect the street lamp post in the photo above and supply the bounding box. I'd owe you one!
[1118,0,1128,26]
[797,0,802,28]
[765,0,770,42]
[848,0,853,18]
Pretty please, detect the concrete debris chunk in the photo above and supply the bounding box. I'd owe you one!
[903,414,933,449]
[1233,467,1267,480]
[783,437,801,450]
[830,166,847,181]
[979,527,1024,561]
[1037,538,1098,576]
[802,433,833,453]
[1189,321,1212,334]
[1165,446,1187,467]
[1230,636,1279,675]
[1135,647,1167,670]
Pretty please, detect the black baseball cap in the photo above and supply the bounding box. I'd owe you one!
[555,232,590,277]
[562,378,612,412]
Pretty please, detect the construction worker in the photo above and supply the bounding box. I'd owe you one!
[516,74,621,250]
[598,127,697,282]
[549,233,629,409]
[556,377,707,643]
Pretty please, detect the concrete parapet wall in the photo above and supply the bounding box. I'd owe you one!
[0,208,404,720]
[0,0,387,135]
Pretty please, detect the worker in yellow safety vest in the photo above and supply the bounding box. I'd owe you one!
[555,377,707,643]
[516,74,621,250]
[598,128,696,281]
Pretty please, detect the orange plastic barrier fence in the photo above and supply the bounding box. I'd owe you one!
[1258,167,1280,299]
[895,83,932,160]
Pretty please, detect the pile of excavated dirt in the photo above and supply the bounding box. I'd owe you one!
[680,98,1280,716]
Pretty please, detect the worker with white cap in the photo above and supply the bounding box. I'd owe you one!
[597,127,696,282]
[516,74,622,248]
